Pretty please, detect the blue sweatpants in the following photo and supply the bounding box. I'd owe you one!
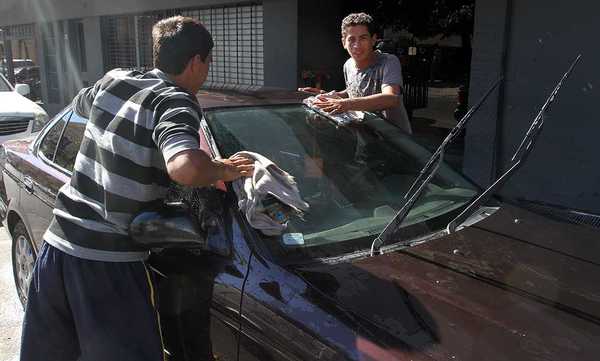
[20,242,165,361]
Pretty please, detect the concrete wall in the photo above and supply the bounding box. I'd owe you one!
[467,0,600,213]
[298,0,347,91]
[463,0,510,187]
[263,0,298,89]
[1,0,302,111]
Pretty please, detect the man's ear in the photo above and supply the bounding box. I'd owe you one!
[191,54,202,69]
[181,56,195,74]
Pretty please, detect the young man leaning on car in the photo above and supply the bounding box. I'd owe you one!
[20,16,253,361]
[299,13,412,134]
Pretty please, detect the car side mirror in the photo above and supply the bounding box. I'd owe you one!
[15,84,30,96]
[130,186,232,257]
[129,202,208,249]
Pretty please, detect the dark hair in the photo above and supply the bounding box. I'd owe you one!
[341,13,377,38]
[152,16,214,75]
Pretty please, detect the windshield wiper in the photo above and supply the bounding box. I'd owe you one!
[447,54,582,234]
[370,76,504,256]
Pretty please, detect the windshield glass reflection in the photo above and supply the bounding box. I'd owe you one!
[206,105,478,260]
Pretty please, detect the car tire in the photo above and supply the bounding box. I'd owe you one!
[11,221,36,307]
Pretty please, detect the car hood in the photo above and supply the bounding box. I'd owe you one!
[0,91,44,116]
[296,204,600,360]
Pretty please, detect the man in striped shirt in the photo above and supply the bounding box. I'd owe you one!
[20,16,253,361]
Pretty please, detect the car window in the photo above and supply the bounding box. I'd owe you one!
[54,111,86,172]
[39,112,70,163]
[0,75,11,92]
[205,105,479,261]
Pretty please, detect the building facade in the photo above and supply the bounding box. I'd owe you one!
[2,0,597,214]
[0,0,348,115]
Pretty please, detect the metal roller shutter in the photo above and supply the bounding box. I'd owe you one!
[101,3,264,86]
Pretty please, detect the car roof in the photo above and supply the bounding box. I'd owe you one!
[195,86,309,110]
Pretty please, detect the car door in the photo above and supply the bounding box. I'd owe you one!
[152,202,253,361]
[19,109,72,247]
[237,250,342,361]
[154,122,252,361]
[208,212,254,361]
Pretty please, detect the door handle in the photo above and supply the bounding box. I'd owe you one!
[23,176,34,194]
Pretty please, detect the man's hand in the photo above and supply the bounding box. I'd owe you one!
[298,87,326,94]
[216,154,254,182]
[313,97,352,114]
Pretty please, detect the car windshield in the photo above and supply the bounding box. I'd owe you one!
[205,105,479,261]
[0,76,11,92]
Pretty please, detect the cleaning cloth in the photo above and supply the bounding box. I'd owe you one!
[231,151,309,236]
[302,91,364,126]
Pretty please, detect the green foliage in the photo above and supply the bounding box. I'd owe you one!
[374,0,475,39]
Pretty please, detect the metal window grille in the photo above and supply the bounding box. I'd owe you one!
[101,3,264,86]
[3,24,34,39]
[1,23,36,77]
[40,23,61,104]
[181,5,264,86]
[101,16,137,71]
[69,20,87,73]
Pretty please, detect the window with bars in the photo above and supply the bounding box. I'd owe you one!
[100,3,264,86]
[40,23,61,104]
[100,16,137,71]
[1,23,36,76]
[3,24,34,39]
[181,5,264,86]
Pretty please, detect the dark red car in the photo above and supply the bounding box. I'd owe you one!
[1,88,599,361]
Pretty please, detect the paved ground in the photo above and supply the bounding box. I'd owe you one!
[410,86,464,170]
[413,86,459,129]
[0,227,22,361]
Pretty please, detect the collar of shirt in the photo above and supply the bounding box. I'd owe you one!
[147,68,199,100]
[351,50,384,73]
[148,68,176,85]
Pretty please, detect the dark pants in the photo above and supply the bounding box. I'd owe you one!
[20,242,165,361]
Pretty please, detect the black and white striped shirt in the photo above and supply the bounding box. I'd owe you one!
[44,68,201,262]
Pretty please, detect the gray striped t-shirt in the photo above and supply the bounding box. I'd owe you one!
[43,68,202,262]
[343,51,412,134]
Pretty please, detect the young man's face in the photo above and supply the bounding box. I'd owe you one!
[342,25,377,63]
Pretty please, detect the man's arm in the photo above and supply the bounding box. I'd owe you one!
[73,78,103,118]
[166,150,253,187]
[314,54,405,114]
[154,97,253,187]
[298,87,349,98]
[314,84,401,114]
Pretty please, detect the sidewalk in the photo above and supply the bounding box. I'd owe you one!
[0,228,22,361]
[410,86,464,170]
[413,86,459,129]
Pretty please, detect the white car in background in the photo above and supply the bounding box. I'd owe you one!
[0,73,48,143]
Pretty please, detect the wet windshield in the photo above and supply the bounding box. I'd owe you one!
[205,105,478,260]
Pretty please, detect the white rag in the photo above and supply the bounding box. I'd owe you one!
[302,91,364,126]
[231,151,309,236]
